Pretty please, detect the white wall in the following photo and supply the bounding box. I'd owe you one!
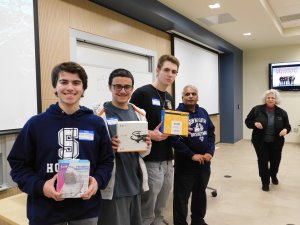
[243,44,300,143]
[173,37,219,114]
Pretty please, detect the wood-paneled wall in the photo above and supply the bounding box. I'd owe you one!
[38,0,171,111]
[210,114,220,143]
[0,187,20,200]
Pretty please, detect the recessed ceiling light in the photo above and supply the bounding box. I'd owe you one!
[243,32,252,36]
[208,3,220,9]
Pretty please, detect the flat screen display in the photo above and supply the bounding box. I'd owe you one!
[269,62,300,91]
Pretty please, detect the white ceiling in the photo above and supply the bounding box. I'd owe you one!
[158,0,300,50]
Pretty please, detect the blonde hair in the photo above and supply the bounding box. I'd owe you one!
[262,89,281,105]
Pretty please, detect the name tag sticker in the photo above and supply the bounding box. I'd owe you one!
[79,130,94,141]
[152,98,161,106]
[171,121,182,135]
[107,117,118,125]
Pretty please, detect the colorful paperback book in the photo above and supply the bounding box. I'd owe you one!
[160,109,189,136]
[116,121,148,152]
[56,159,90,198]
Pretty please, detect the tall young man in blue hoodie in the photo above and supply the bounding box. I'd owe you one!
[7,62,114,225]
[173,85,215,225]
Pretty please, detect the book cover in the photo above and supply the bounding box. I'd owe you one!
[116,121,148,152]
[160,110,189,136]
[56,159,90,198]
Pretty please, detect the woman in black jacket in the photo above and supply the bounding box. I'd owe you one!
[245,89,291,192]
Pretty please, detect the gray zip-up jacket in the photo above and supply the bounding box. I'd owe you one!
[94,103,150,200]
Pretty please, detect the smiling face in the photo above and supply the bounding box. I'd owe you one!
[109,76,133,109]
[55,71,84,113]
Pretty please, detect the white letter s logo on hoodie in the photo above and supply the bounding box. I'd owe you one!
[58,128,79,159]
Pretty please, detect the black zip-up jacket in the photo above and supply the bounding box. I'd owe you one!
[245,104,291,149]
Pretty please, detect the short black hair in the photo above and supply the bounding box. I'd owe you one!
[108,68,134,86]
[51,62,88,90]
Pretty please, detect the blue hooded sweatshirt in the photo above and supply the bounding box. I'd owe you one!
[7,103,114,225]
[173,103,215,170]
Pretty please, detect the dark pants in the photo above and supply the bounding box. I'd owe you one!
[173,166,210,225]
[254,142,283,185]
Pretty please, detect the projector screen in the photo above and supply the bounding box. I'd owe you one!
[173,37,219,114]
[0,0,40,135]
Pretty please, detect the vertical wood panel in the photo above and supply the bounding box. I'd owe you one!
[68,0,171,53]
[38,0,71,105]
[210,114,220,143]
[0,187,20,200]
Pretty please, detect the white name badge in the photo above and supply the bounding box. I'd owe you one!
[107,117,118,125]
[152,98,161,106]
[79,130,94,141]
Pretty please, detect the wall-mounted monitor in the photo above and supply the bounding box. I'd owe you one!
[269,62,300,91]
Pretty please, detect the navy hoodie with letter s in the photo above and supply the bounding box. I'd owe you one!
[7,103,114,225]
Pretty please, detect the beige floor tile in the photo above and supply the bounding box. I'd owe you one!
[164,140,300,225]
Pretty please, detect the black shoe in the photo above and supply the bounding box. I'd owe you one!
[271,176,279,185]
[262,185,269,192]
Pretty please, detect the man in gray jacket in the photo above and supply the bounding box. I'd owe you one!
[94,68,151,225]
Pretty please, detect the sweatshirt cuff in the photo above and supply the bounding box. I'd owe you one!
[94,175,104,190]
[35,179,46,197]
[188,152,195,159]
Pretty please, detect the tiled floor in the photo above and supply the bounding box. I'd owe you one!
[164,140,300,225]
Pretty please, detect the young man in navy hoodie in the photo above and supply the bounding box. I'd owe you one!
[173,85,215,225]
[7,62,114,225]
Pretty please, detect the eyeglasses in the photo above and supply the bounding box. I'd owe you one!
[111,84,133,92]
